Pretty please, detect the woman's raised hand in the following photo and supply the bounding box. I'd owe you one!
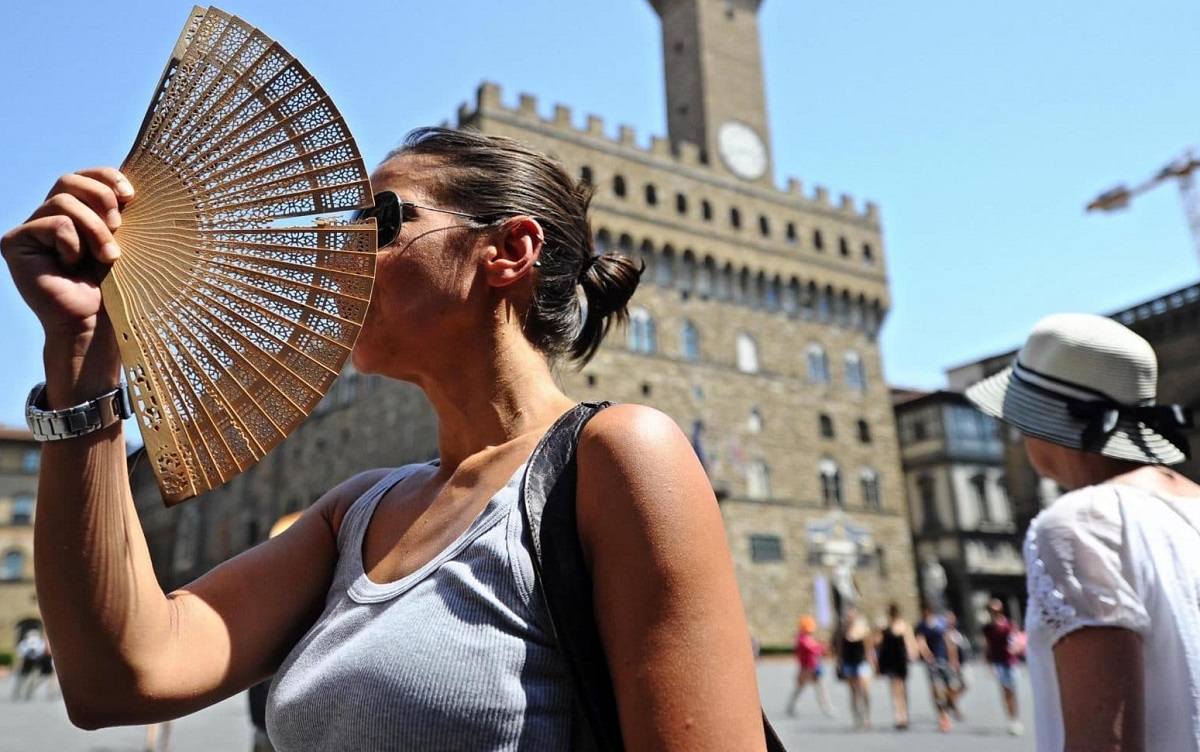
[1,168,134,399]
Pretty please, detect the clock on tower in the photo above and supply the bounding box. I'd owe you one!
[717,120,768,180]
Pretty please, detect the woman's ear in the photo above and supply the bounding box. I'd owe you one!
[484,216,543,288]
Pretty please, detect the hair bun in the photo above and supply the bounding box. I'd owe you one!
[571,253,643,363]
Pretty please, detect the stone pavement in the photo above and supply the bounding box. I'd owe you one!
[761,656,1036,751]
[0,658,1036,751]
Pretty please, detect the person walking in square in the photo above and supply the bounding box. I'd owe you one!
[832,606,876,731]
[981,598,1023,736]
[876,602,917,730]
[966,312,1200,751]
[786,614,835,718]
[915,603,960,732]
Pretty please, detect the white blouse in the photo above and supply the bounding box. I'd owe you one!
[1024,483,1200,751]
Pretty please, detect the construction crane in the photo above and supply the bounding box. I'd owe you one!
[1086,150,1200,263]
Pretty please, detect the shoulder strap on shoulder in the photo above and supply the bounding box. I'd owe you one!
[522,401,623,751]
[521,401,788,752]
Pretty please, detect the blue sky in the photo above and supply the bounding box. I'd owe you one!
[1,1,1197,429]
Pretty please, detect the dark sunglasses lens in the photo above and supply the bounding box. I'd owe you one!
[374,192,401,248]
[352,193,400,248]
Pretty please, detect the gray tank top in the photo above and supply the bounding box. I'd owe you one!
[266,462,576,751]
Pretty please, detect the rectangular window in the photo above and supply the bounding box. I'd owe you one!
[22,449,40,474]
[918,475,940,531]
[749,534,784,563]
[11,495,33,526]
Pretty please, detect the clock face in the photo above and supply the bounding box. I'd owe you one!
[717,121,768,180]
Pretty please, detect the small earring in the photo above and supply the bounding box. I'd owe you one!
[533,260,542,268]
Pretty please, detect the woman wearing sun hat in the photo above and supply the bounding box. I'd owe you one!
[965,312,1200,751]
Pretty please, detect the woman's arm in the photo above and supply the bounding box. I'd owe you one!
[3,169,366,727]
[904,626,919,662]
[1054,627,1144,752]
[576,404,765,751]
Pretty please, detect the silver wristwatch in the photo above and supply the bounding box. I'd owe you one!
[25,382,133,442]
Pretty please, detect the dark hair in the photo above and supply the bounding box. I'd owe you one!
[389,126,642,366]
[887,602,900,618]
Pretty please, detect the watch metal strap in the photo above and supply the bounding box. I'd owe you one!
[25,382,133,442]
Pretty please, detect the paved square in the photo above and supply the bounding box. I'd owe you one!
[0,658,1036,750]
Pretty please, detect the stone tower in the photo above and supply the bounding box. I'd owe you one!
[650,0,773,185]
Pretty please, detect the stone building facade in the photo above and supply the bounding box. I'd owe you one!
[892,390,1026,639]
[0,426,42,656]
[130,0,918,648]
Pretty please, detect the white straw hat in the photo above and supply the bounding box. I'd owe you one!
[964,313,1191,465]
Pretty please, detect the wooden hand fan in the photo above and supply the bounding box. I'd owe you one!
[104,6,376,505]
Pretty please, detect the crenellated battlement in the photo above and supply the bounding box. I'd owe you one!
[460,82,877,221]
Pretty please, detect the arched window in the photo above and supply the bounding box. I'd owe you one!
[639,240,656,280]
[613,175,627,198]
[818,413,834,438]
[595,229,612,254]
[786,222,798,245]
[851,293,866,330]
[697,257,716,298]
[11,495,33,526]
[813,228,824,251]
[747,459,771,500]
[730,207,742,229]
[860,467,881,511]
[857,419,872,444]
[865,300,883,338]
[645,184,658,206]
[817,286,833,323]
[676,192,688,215]
[736,332,759,373]
[681,320,700,361]
[717,262,734,300]
[678,250,697,293]
[702,199,713,221]
[800,282,817,320]
[747,407,764,434]
[844,350,866,393]
[764,275,781,311]
[806,343,830,384]
[782,277,800,316]
[734,267,750,305]
[752,271,767,310]
[1,550,24,581]
[656,247,676,287]
[580,166,594,185]
[618,233,635,256]
[863,243,875,265]
[758,215,770,237]
[838,236,850,257]
[628,307,657,354]
[835,290,851,328]
[819,459,843,507]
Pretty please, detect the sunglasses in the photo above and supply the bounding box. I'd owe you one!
[353,190,490,249]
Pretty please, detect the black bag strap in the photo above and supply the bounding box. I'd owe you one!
[520,402,787,751]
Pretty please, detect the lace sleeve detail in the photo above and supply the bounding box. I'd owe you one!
[1023,488,1150,645]
[1025,536,1079,641]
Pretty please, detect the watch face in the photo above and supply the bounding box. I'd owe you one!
[717,121,768,180]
